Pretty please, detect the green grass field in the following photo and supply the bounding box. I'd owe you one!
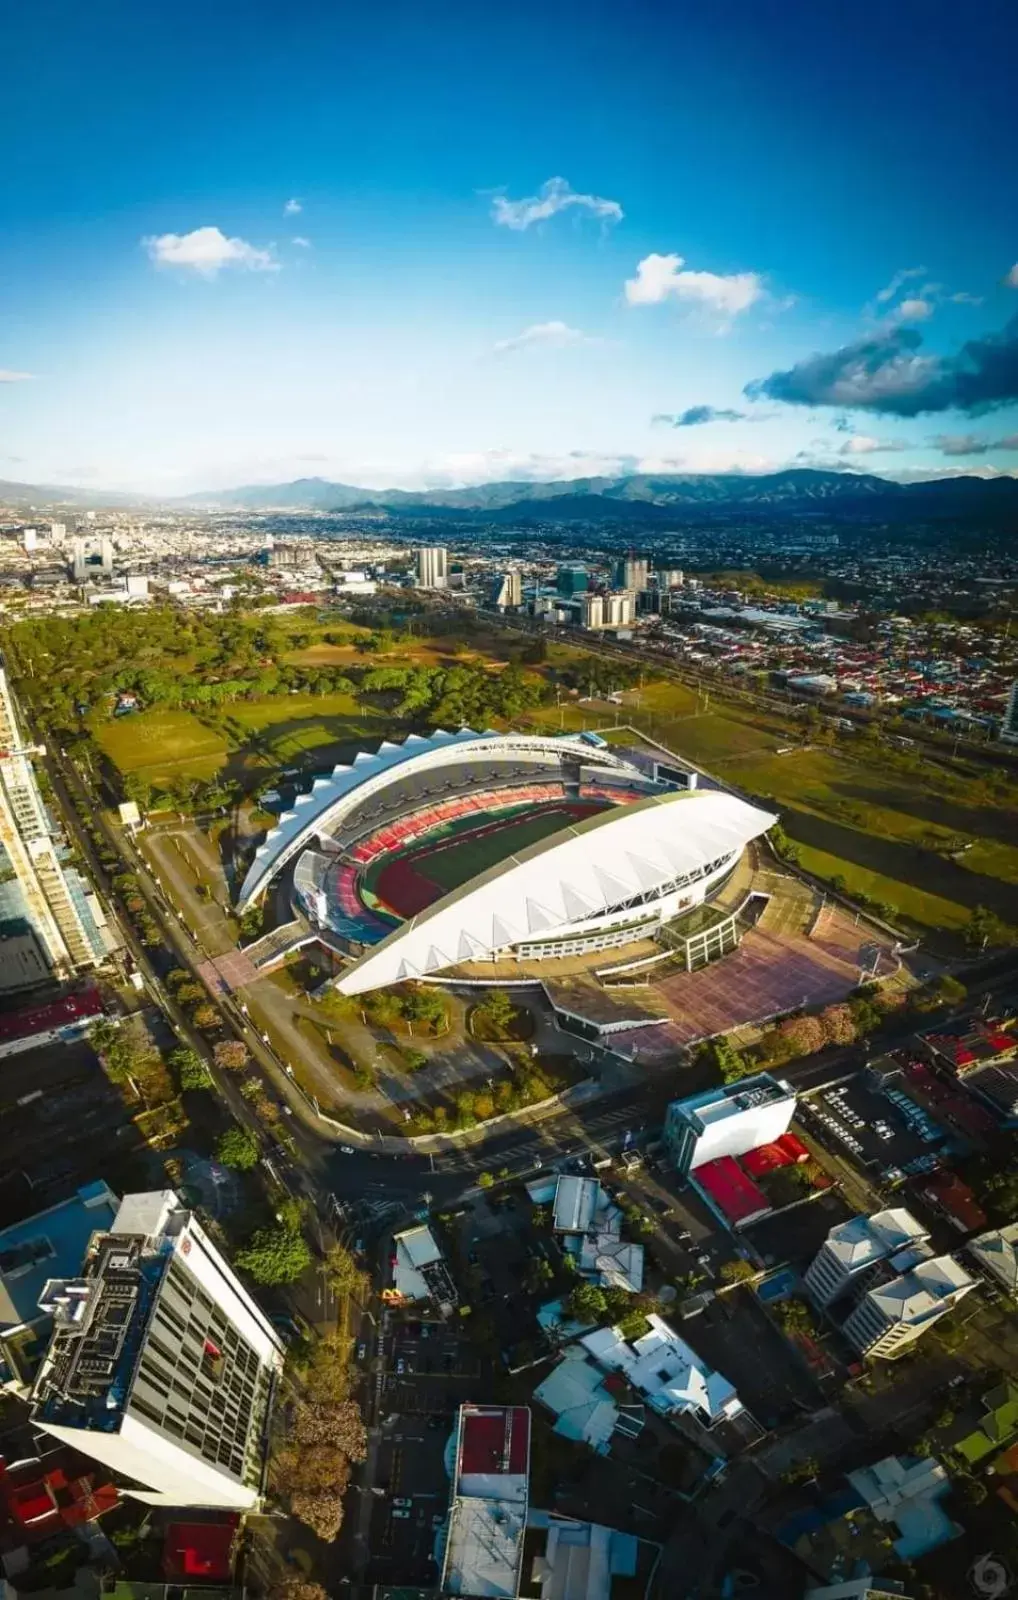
[96,709,228,782]
[411,805,596,892]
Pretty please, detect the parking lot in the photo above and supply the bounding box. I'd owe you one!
[797,1072,954,1181]
[381,1316,484,1416]
[744,1187,857,1269]
[367,1407,451,1588]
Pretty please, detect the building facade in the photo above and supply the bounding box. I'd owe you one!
[31,1191,285,1509]
[0,664,104,986]
[665,1075,796,1177]
[804,1210,930,1308]
[1002,681,1018,746]
[416,545,449,590]
[841,1255,975,1359]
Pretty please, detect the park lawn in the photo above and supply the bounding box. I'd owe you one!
[96,709,229,782]
[223,689,393,768]
[962,838,1018,886]
[794,838,970,932]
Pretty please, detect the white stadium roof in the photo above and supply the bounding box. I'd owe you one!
[237,728,632,908]
[335,787,775,995]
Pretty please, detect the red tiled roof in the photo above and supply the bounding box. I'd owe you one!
[163,1518,239,1583]
[0,987,103,1045]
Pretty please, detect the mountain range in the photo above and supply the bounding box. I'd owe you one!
[2,469,1018,524]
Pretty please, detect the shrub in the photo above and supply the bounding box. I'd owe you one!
[215,1126,260,1171]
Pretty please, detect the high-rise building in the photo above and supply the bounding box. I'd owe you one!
[491,569,522,609]
[22,528,37,554]
[580,593,604,630]
[614,556,649,593]
[804,1209,930,1308]
[32,1190,285,1509]
[416,546,449,590]
[665,1075,795,1177]
[556,563,588,597]
[100,538,115,574]
[1001,681,1018,746]
[657,567,684,589]
[49,522,67,544]
[0,663,100,980]
[841,1255,975,1360]
[604,590,636,627]
[70,539,89,582]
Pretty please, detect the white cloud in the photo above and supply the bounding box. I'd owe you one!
[283,198,302,215]
[143,226,279,277]
[950,291,983,305]
[1006,264,1018,289]
[893,297,934,323]
[291,235,312,248]
[0,370,34,382]
[491,176,623,231]
[624,253,764,322]
[875,265,925,304]
[491,321,592,354]
[839,434,907,455]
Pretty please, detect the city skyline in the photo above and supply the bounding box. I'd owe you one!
[3,0,1018,493]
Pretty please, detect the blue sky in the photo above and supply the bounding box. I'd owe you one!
[2,0,1017,492]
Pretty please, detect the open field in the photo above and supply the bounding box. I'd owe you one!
[96,709,228,782]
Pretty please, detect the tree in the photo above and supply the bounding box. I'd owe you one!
[966,904,1016,952]
[192,1002,219,1031]
[274,1444,351,1496]
[170,1046,210,1090]
[236,1225,312,1285]
[294,1399,367,1457]
[819,1004,857,1047]
[270,1581,329,1600]
[475,989,517,1037]
[324,1244,369,1301]
[700,1035,750,1084]
[215,1126,260,1171]
[477,1171,495,1189]
[566,1283,608,1324]
[213,1039,249,1072]
[290,1491,344,1542]
[720,1259,756,1285]
[776,1014,826,1058]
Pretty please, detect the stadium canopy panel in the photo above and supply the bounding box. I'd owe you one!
[334,786,775,995]
[237,728,635,910]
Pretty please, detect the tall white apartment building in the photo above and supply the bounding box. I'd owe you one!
[841,1255,975,1360]
[604,590,636,628]
[0,664,101,981]
[804,1209,930,1308]
[580,593,604,630]
[491,569,522,609]
[615,557,649,593]
[416,545,449,590]
[31,1191,285,1509]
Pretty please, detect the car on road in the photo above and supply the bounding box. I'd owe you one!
[357,1342,367,1361]
[392,1508,410,1520]
[339,1145,355,1155]
[393,1497,412,1508]
[396,1358,406,1375]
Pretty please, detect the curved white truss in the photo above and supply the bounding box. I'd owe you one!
[334,788,776,995]
[238,728,634,909]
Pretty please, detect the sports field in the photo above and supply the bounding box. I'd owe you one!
[372,801,603,917]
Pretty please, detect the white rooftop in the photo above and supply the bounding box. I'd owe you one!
[553,1176,601,1234]
[864,1254,976,1328]
[580,1312,742,1427]
[822,1208,929,1271]
[392,1223,443,1302]
[968,1223,1018,1295]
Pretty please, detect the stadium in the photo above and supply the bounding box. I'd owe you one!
[237,729,775,997]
